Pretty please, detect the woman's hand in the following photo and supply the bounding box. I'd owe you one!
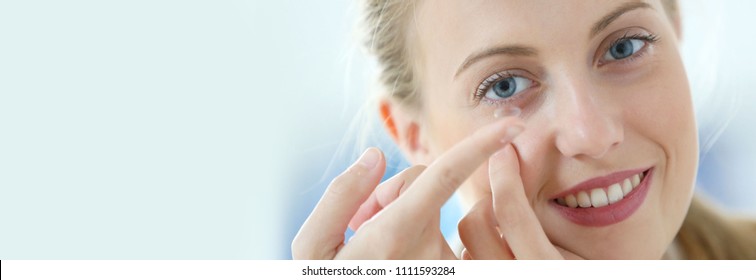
[291,117,524,259]
[458,144,582,260]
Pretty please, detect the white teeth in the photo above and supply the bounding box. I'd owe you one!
[557,171,647,208]
[631,174,640,187]
[590,188,609,207]
[577,191,592,208]
[622,178,633,195]
[607,183,624,204]
[565,194,578,208]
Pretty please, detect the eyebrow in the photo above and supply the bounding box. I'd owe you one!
[454,1,652,79]
[590,1,652,38]
[454,45,537,78]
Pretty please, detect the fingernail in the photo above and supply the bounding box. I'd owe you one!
[358,148,380,169]
[502,125,524,142]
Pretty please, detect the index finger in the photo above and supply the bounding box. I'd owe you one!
[397,117,525,210]
[489,144,561,259]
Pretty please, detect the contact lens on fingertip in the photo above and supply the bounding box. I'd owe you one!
[494,106,521,118]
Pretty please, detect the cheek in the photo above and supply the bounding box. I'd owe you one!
[628,52,698,173]
[621,51,698,249]
[645,59,698,218]
[624,42,696,141]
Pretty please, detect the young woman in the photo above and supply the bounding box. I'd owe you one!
[292,0,756,259]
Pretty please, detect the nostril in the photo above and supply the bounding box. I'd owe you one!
[555,128,621,159]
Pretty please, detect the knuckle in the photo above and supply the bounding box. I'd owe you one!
[457,218,475,241]
[458,204,489,237]
[394,165,427,194]
[494,204,526,229]
[435,167,465,197]
[458,216,470,233]
[328,167,362,196]
[389,165,425,185]
[468,209,488,226]
[327,177,349,197]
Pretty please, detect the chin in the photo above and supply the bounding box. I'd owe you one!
[550,219,673,259]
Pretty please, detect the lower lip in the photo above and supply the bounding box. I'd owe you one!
[553,168,653,227]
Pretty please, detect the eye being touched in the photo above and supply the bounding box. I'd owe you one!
[476,72,534,102]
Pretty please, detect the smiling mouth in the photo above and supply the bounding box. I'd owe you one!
[554,170,649,208]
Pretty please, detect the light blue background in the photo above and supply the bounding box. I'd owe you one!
[0,0,754,259]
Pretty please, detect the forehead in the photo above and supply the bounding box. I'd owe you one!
[415,0,659,37]
[412,0,664,73]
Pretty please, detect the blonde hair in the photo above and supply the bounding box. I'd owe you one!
[677,197,756,259]
[362,0,419,107]
[360,0,756,259]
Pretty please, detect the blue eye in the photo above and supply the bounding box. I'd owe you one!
[603,38,646,61]
[482,75,533,100]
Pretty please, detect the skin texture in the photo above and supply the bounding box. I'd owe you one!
[292,0,698,260]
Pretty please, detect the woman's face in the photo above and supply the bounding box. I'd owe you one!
[410,0,698,259]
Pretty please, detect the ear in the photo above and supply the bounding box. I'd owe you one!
[379,98,431,165]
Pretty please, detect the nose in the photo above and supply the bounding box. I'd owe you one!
[552,76,623,159]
